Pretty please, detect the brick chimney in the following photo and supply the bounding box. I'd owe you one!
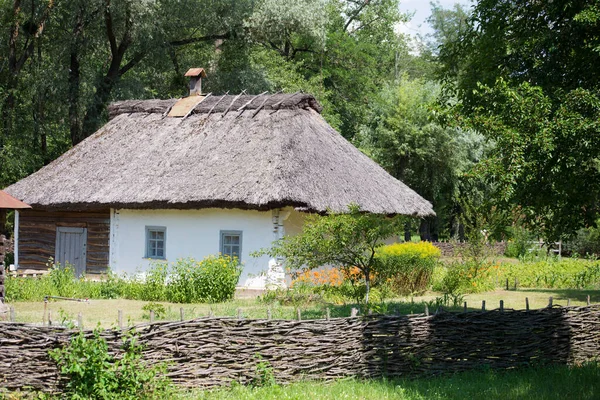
[185,68,207,96]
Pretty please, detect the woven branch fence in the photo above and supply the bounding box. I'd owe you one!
[1,305,599,392]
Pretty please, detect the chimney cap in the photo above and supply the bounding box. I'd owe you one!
[185,68,207,78]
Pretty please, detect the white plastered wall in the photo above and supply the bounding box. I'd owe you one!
[109,208,285,288]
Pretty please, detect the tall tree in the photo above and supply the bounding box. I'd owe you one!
[439,0,600,240]
[358,77,488,240]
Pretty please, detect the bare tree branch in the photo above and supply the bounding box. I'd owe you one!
[344,0,370,32]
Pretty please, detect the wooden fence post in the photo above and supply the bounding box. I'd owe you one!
[424,304,429,316]
[567,299,570,307]
[43,300,47,326]
[180,307,184,321]
[587,295,591,306]
[506,278,509,290]
[9,306,15,322]
[463,302,467,313]
[0,265,5,302]
[237,308,242,320]
[77,312,83,329]
[118,310,123,329]
[48,311,52,326]
[482,300,486,311]
[500,300,504,311]
[150,310,155,323]
[296,309,301,321]
[525,297,529,311]
[548,297,553,307]
[267,308,272,320]
[325,308,330,321]
[514,277,518,290]
[350,308,358,317]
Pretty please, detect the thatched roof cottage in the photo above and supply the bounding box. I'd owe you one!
[4,72,433,288]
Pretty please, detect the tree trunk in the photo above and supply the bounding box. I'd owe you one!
[419,219,431,241]
[69,9,84,145]
[404,222,412,242]
[364,268,370,304]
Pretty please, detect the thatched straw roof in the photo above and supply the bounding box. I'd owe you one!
[4,93,434,216]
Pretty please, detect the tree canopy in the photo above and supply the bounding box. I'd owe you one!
[3,0,598,242]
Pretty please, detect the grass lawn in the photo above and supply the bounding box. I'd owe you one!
[9,288,600,327]
[185,364,600,400]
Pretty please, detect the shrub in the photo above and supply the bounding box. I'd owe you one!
[165,256,242,303]
[5,256,242,304]
[139,262,168,301]
[292,268,344,287]
[49,328,174,399]
[568,223,600,257]
[375,242,441,295]
[49,262,77,297]
[259,282,324,308]
[505,226,536,258]
[142,302,166,319]
[4,273,53,302]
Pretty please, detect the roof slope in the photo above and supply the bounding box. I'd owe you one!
[0,190,31,209]
[4,93,434,216]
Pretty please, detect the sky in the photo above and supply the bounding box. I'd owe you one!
[398,0,473,38]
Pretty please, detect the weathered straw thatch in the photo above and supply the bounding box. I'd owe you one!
[5,93,433,216]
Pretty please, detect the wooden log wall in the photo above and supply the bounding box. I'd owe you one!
[432,241,507,257]
[1,305,599,392]
[18,210,110,274]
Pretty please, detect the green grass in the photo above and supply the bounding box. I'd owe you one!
[183,364,600,400]
[9,288,600,328]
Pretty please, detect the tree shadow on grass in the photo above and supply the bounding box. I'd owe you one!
[300,300,442,320]
[518,288,600,304]
[376,363,600,400]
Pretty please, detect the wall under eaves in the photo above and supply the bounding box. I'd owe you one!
[109,207,303,288]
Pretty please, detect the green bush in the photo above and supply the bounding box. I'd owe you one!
[376,242,441,295]
[568,223,600,257]
[49,263,77,297]
[49,328,174,399]
[165,256,242,303]
[4,273,53,302]
[139,262,168,301]
[5,256,241,304]
[504,226,536,258]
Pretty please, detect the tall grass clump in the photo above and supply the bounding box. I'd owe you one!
[376,242,440,295]
[498,258,600,289]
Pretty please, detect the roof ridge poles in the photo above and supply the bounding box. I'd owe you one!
[182,93,212,120]
[221,90,247,118]
[205,91,230,118]
[235,91,268,118]
[252,90,283,118]
[269,91,301,115]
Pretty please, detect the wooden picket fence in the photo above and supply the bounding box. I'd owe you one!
[1,302,599,392]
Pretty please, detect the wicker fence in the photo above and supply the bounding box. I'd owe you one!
[1,304,599,392]
[432,241,507,257]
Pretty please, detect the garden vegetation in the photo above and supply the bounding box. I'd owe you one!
[5,255,241,303]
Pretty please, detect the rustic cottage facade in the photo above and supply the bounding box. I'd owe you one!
[4,87,433,288]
